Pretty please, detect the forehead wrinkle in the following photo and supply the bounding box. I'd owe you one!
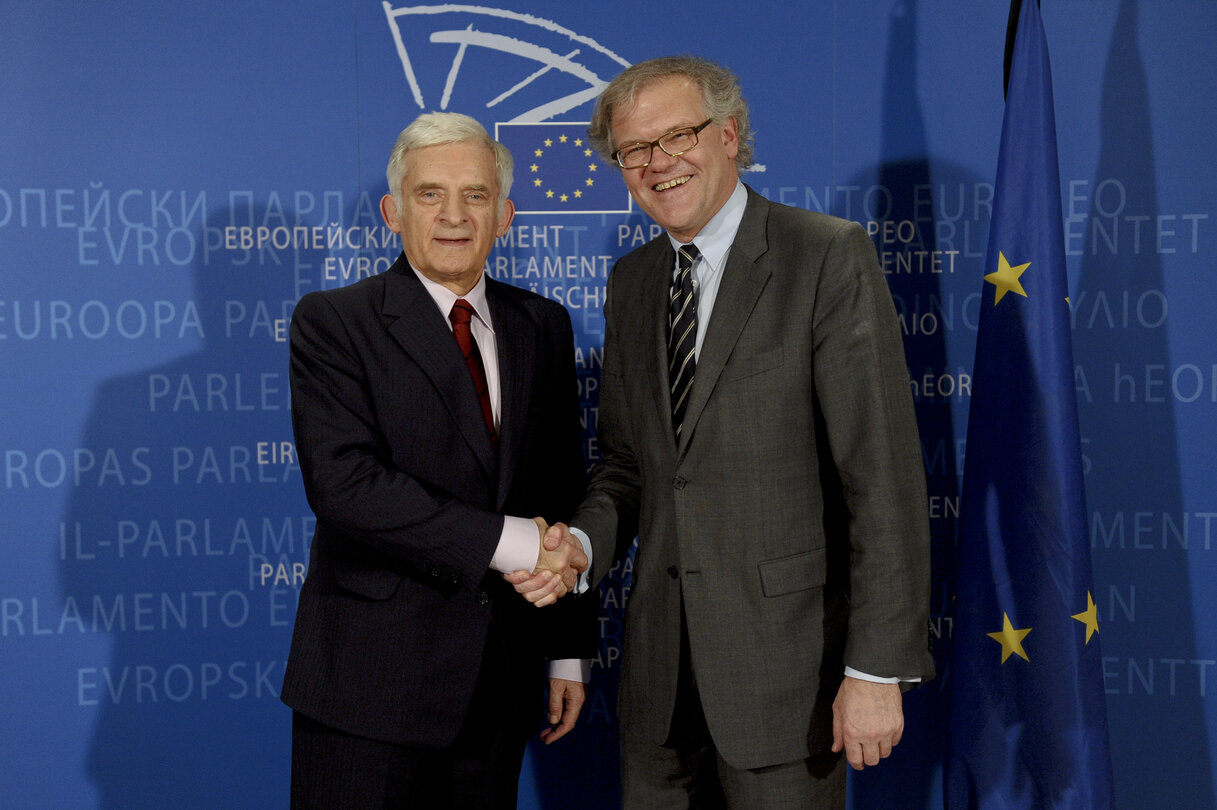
[613,100,706,148]
[618,120,702,147]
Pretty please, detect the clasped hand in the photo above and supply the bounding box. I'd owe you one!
[501,519,585,607]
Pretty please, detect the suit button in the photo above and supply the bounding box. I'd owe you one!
[477,590,490,605]
[672,476,687,489]
[667,566,679,579]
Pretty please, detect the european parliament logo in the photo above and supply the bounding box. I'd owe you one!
[381,3,629,120]
[381,5,633,215]
[496,123,631,215]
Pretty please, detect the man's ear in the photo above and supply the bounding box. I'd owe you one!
[379,194,401,232]
[495,198,516,237]
[720,115,740,162]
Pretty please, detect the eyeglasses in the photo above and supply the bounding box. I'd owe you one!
[612,119,713,169]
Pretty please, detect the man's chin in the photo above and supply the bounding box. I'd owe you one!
[635,199,687,234]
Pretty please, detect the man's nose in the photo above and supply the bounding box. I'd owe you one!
[648,145,680,172]
[437,196,466,223]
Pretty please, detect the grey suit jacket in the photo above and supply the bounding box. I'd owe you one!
[574,187,933,770]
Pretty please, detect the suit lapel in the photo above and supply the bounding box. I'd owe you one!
[646,242,679,444]
[678,192,772,457]
[486,278,532,509]
[381,259,497,479]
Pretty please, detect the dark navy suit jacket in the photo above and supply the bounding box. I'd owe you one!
[282,253,591,747]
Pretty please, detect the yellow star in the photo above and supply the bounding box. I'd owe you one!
[559,134,568,143]
[574,190,583,198]
[1072,592,1101,644]
[985,252,1030,305]
[544,138,553,147]
[534,148,543,157]
[574,138,583,145]
[987,612,1031,663]
[585,178,595,187]
[559,193,569,202]
[529,163,539,172]
[588,163,597,172]
[533,178,542,187]
[584,148,593,156]
[545,190,554,198]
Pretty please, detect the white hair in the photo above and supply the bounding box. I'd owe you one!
[385,112,513,212]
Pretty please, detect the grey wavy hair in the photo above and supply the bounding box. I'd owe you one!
[385,112,514,211]
[587,55,755,175]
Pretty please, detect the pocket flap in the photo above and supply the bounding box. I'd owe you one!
[757,549,826,597]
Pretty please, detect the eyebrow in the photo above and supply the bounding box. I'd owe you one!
[411,182,492,194]
[618,121,700,144]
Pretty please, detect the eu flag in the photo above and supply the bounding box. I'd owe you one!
[944,2,1116,808]
[495,122,631,214]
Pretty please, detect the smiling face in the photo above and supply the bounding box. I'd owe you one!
[379,140,514,295]
[610,75,739,243]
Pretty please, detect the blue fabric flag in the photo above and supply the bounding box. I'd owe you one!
[944,2,1116,808]
[495,122,631,214]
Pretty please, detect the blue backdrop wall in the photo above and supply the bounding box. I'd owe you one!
[2,1,1214,807]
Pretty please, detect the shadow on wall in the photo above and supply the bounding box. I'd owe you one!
[62,207,316,808]
[1073,1,1212,807]
[840,2,974,807]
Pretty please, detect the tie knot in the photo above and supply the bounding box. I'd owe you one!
[677,243,700,271]
[449,298,475,326]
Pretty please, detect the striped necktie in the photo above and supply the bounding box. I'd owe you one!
[668,243,700,440]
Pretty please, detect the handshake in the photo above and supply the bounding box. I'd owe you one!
[502,519,586,607]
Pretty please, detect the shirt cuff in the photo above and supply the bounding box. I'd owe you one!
[568,526,593,594]
[548,658,591,683]
[489,516,540,574]
[844,666,920,684]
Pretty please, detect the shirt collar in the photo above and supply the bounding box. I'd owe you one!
[666,181,747,270]
[410,266,494,333]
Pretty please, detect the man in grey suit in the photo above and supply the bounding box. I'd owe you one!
[510,56,933,807]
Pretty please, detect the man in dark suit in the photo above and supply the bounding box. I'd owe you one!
[282,112,594,808]
[511,57,934,807]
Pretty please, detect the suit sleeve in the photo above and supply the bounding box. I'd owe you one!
[535,302,599,664]
[529,300,590,527]
[288,291,503,586]
[811,221,934,681]
[569,264,644,588]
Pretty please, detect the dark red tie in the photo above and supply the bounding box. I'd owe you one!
[449,299,496,443]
